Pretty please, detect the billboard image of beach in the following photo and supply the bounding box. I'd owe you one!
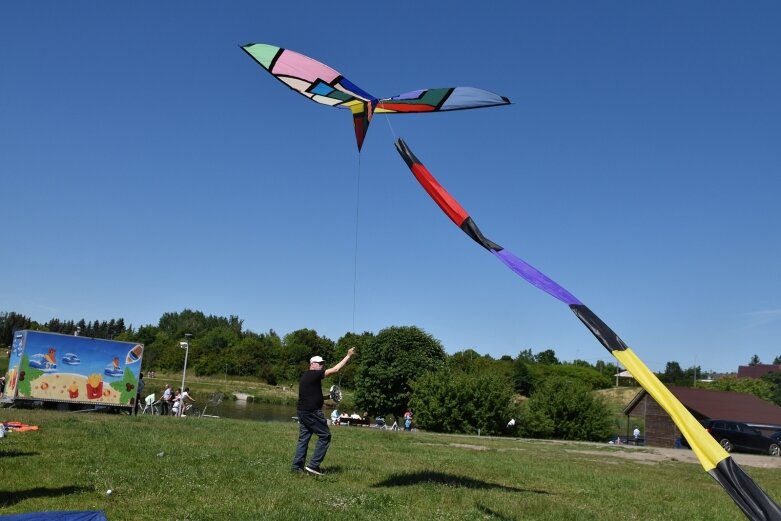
[4,330,144,407]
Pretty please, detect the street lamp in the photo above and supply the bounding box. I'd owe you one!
[179,334,192,416]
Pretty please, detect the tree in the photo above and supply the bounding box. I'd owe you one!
[707,376,774,402]
[279,329,335,382]
[226,330,281,382]
[353,326,446,418]
[331,331,374,389]
[761,372,781,407]
[520,377,613,441]
[773,356,781,365]
[749,354,761,366]
[132,325,162,369]
[530,364,612,391]
[191,326,241,375]
[594,360,619,379]
[0,312,34,346]
[535,349,559,365]
[157,309,242,342]
[513,358,533,396]
[517,349,535,364]
[409,368,515,435]
[682,365,702,387]
[661,361,684,384]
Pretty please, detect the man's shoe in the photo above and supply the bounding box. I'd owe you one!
[305,466,325,476]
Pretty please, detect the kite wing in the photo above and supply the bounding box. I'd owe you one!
[241,44,510,151]
[394,138,781,521]
[241,43,378,151]
[377,87,510,114]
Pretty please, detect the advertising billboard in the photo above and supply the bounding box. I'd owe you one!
[5,330,144,407]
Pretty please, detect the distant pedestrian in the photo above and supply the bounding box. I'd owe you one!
[404,409,413,431]
[160,384,172,416]
[134,373,145,416]
[633,426,641,440]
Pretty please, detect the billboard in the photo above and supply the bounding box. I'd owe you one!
[5,330,144,407]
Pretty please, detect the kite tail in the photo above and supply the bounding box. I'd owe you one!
[393,137,781,521]
[711,458,781,521]
[580,310,781,521]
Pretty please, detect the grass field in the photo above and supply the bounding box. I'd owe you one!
[2,408,780,521]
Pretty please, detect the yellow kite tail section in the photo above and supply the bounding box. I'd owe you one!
[615,349,781,521]
[573,304,781,521]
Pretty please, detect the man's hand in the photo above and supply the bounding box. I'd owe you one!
[325,347,356,377]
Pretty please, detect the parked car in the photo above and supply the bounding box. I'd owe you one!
[691,420,781,456]
[769,430,781,444]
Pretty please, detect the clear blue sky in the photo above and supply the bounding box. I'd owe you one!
[2,2,779,374]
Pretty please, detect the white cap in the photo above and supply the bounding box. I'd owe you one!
[310,356,325,364]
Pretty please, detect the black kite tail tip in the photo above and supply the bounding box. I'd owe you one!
[394,138,418,169]
[711,457,781,521]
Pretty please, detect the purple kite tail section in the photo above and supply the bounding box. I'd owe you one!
[491,249,582,306]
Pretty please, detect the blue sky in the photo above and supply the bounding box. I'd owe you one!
[2,2,779,373]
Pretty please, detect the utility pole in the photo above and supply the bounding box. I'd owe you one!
[179,333,192,416]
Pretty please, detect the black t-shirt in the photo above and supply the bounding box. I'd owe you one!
[297,369,325,411]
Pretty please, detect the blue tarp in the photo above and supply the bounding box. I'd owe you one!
[0,511,107,520]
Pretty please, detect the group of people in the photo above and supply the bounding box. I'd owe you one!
[328,409,414,431]
[137,381,195,416]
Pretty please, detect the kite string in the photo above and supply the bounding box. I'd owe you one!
[383,112,398,141]
[352,153,361,333]
[351,111,394,334]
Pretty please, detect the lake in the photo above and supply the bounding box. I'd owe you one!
[203,399,297,423]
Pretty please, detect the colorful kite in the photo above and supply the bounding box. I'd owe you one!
[240,43,510,151]
[394,138,781,521]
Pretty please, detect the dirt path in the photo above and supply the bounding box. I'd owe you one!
[571,445,781,469]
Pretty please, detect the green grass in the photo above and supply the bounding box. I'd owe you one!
[2,409,780,520]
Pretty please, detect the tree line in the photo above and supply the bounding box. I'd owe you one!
[3,309,780,439]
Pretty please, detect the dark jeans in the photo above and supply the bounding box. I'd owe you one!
[292,409,331,471]
[160,399,169,416]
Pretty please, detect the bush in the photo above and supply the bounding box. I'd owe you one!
[410,368,516,436]
[520,376,613,441]
[354,326,446,418]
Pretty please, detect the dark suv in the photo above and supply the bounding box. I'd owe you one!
[698,420,781,456]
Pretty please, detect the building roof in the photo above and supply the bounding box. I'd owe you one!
[624,386,781,427]
[737,364,781,379]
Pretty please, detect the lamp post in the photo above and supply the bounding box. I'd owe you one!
[179,334,192,416]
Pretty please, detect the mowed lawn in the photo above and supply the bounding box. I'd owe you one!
[1,409,780,521]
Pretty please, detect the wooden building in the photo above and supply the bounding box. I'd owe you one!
[623,386,781,448]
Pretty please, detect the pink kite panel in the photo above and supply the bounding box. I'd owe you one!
[271,50,340,83]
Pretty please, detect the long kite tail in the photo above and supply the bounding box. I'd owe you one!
[394,137,781,521]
